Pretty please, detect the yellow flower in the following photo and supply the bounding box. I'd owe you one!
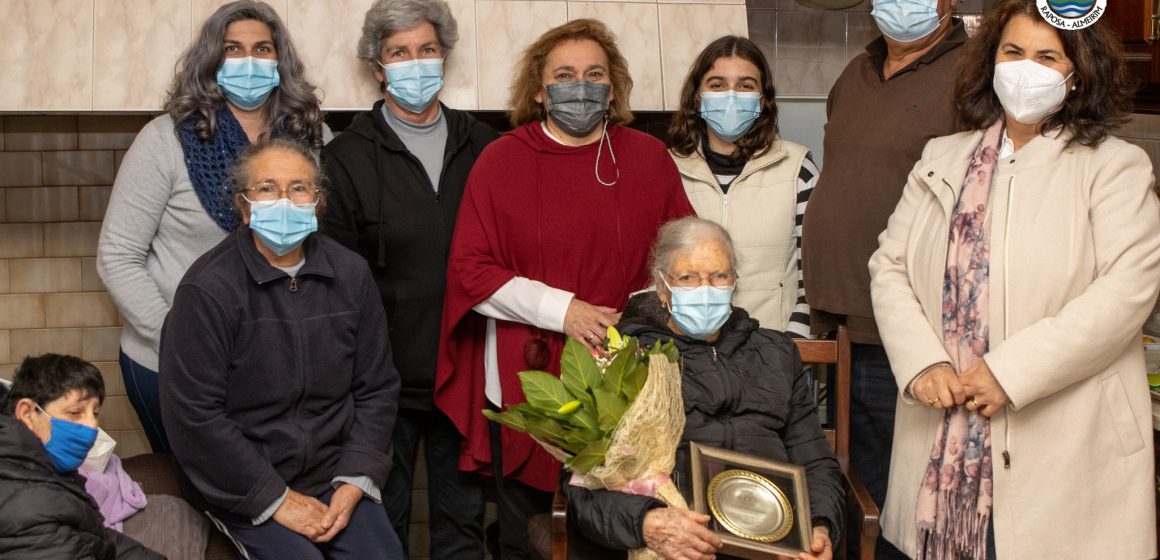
[557,400,582,414]
[607,326,626,351]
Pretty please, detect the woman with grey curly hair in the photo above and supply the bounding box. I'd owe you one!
[97,0,330,457]
[320,1,498,557]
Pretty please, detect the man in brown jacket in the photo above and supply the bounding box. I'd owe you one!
[801,0,965,557]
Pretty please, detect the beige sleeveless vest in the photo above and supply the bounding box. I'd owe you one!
[671,140,808,331]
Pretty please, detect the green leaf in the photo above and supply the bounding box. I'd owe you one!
[525,415,570,449]
[592,387,628,432]
[565,406,600,432]
[659,340,679,363]
[566,437,609,474]
[622,362,648,401]
[519,370,573,416]
[603,337,639,395]
[482,407,527,433]
[560,338,602,398]
[563,428,604,454]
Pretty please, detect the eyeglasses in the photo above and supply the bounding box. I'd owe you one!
[660,270,736,289]
[241,181,320,204]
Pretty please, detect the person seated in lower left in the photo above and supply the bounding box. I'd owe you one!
[159,139,403,559]
[0,353,163,559]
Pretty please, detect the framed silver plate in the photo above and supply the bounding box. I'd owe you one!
[690,443,812,559]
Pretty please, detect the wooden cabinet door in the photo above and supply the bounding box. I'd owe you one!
[1103,0,1160,113]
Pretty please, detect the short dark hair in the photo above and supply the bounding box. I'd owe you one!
[1,354,105,416]
[955,0,1134,148]
[668,36,779,160]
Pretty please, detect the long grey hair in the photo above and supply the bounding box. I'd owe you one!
[164,0,324,148]
[357,0,459,73]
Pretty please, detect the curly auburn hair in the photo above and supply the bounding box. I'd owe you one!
[667,36,780,160]
[508,19,634,128]
[955,0,1135,147]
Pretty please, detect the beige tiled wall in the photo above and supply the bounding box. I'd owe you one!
[0,114,153,460]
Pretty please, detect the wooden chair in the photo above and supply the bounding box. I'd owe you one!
[794,323,880,560]
[530,324,879,560]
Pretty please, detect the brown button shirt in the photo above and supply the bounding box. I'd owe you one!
[802,21,968,344]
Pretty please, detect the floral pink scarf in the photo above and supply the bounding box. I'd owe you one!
[915,120,1004,560]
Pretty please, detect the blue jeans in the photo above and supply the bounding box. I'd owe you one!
[848,343,908,560]
[209,487,403,560]
[119,349,170,453]
[385,408,485,559]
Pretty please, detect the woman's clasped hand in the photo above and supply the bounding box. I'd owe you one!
[911,361,1011,416]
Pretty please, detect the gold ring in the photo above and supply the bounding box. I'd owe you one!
[927,397,938,406]
[970,397,980,409]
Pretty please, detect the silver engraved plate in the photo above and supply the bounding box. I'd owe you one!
[690,443,813,558]
[707,469,793,543]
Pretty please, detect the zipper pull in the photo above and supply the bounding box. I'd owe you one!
[289,277,298,293]
[434,192,441,203]
[711,347,718,362]
[1002,450,1011,469]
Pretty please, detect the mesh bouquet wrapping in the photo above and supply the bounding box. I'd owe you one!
[588,355,687,560]
[483,331,688,560]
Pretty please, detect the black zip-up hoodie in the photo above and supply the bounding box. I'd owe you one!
[564,292,844,551]
[321,100,499,411]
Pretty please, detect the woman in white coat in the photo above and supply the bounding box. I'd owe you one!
[869,1,1160,558]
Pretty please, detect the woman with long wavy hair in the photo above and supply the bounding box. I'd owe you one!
[97,0,328,454]
[668,35,818,339]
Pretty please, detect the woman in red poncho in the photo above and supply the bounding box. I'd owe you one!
[435,18,694,559]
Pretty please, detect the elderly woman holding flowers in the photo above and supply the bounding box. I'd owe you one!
[564,217,844,560]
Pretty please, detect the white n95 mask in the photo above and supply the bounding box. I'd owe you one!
[79,428,117,474]
[992,59,1072,124]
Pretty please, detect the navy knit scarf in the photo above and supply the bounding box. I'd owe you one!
[176,109,252,232]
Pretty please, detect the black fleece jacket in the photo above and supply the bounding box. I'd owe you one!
[565,292,845,551]
[0,415,161,559]
[320,101,498,411]
[160,227,399,519]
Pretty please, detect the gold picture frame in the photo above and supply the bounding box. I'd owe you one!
[689,442,813,559]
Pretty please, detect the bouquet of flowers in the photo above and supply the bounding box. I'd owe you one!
[483,327,688,559]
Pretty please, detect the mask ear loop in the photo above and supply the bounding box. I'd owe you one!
[595,115,619,187]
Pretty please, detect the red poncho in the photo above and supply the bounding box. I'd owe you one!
[435,122,694,491]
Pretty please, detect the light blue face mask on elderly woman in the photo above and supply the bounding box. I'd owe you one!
[871,0,947,43]
[249,199,318,256]
[663,279,735,340]
[381,58,445,113]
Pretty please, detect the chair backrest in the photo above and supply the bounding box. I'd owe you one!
[792,323,852,462]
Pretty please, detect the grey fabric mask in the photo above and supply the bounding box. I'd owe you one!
[544,80,611,138]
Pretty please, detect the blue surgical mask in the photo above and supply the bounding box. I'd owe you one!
[699,91,762,143]
[663,279,735,340]
[382,58,444,113]
[871,0,947,43]
[249,198,317,256]
[217,57,281,111]
[37,405,98,473]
